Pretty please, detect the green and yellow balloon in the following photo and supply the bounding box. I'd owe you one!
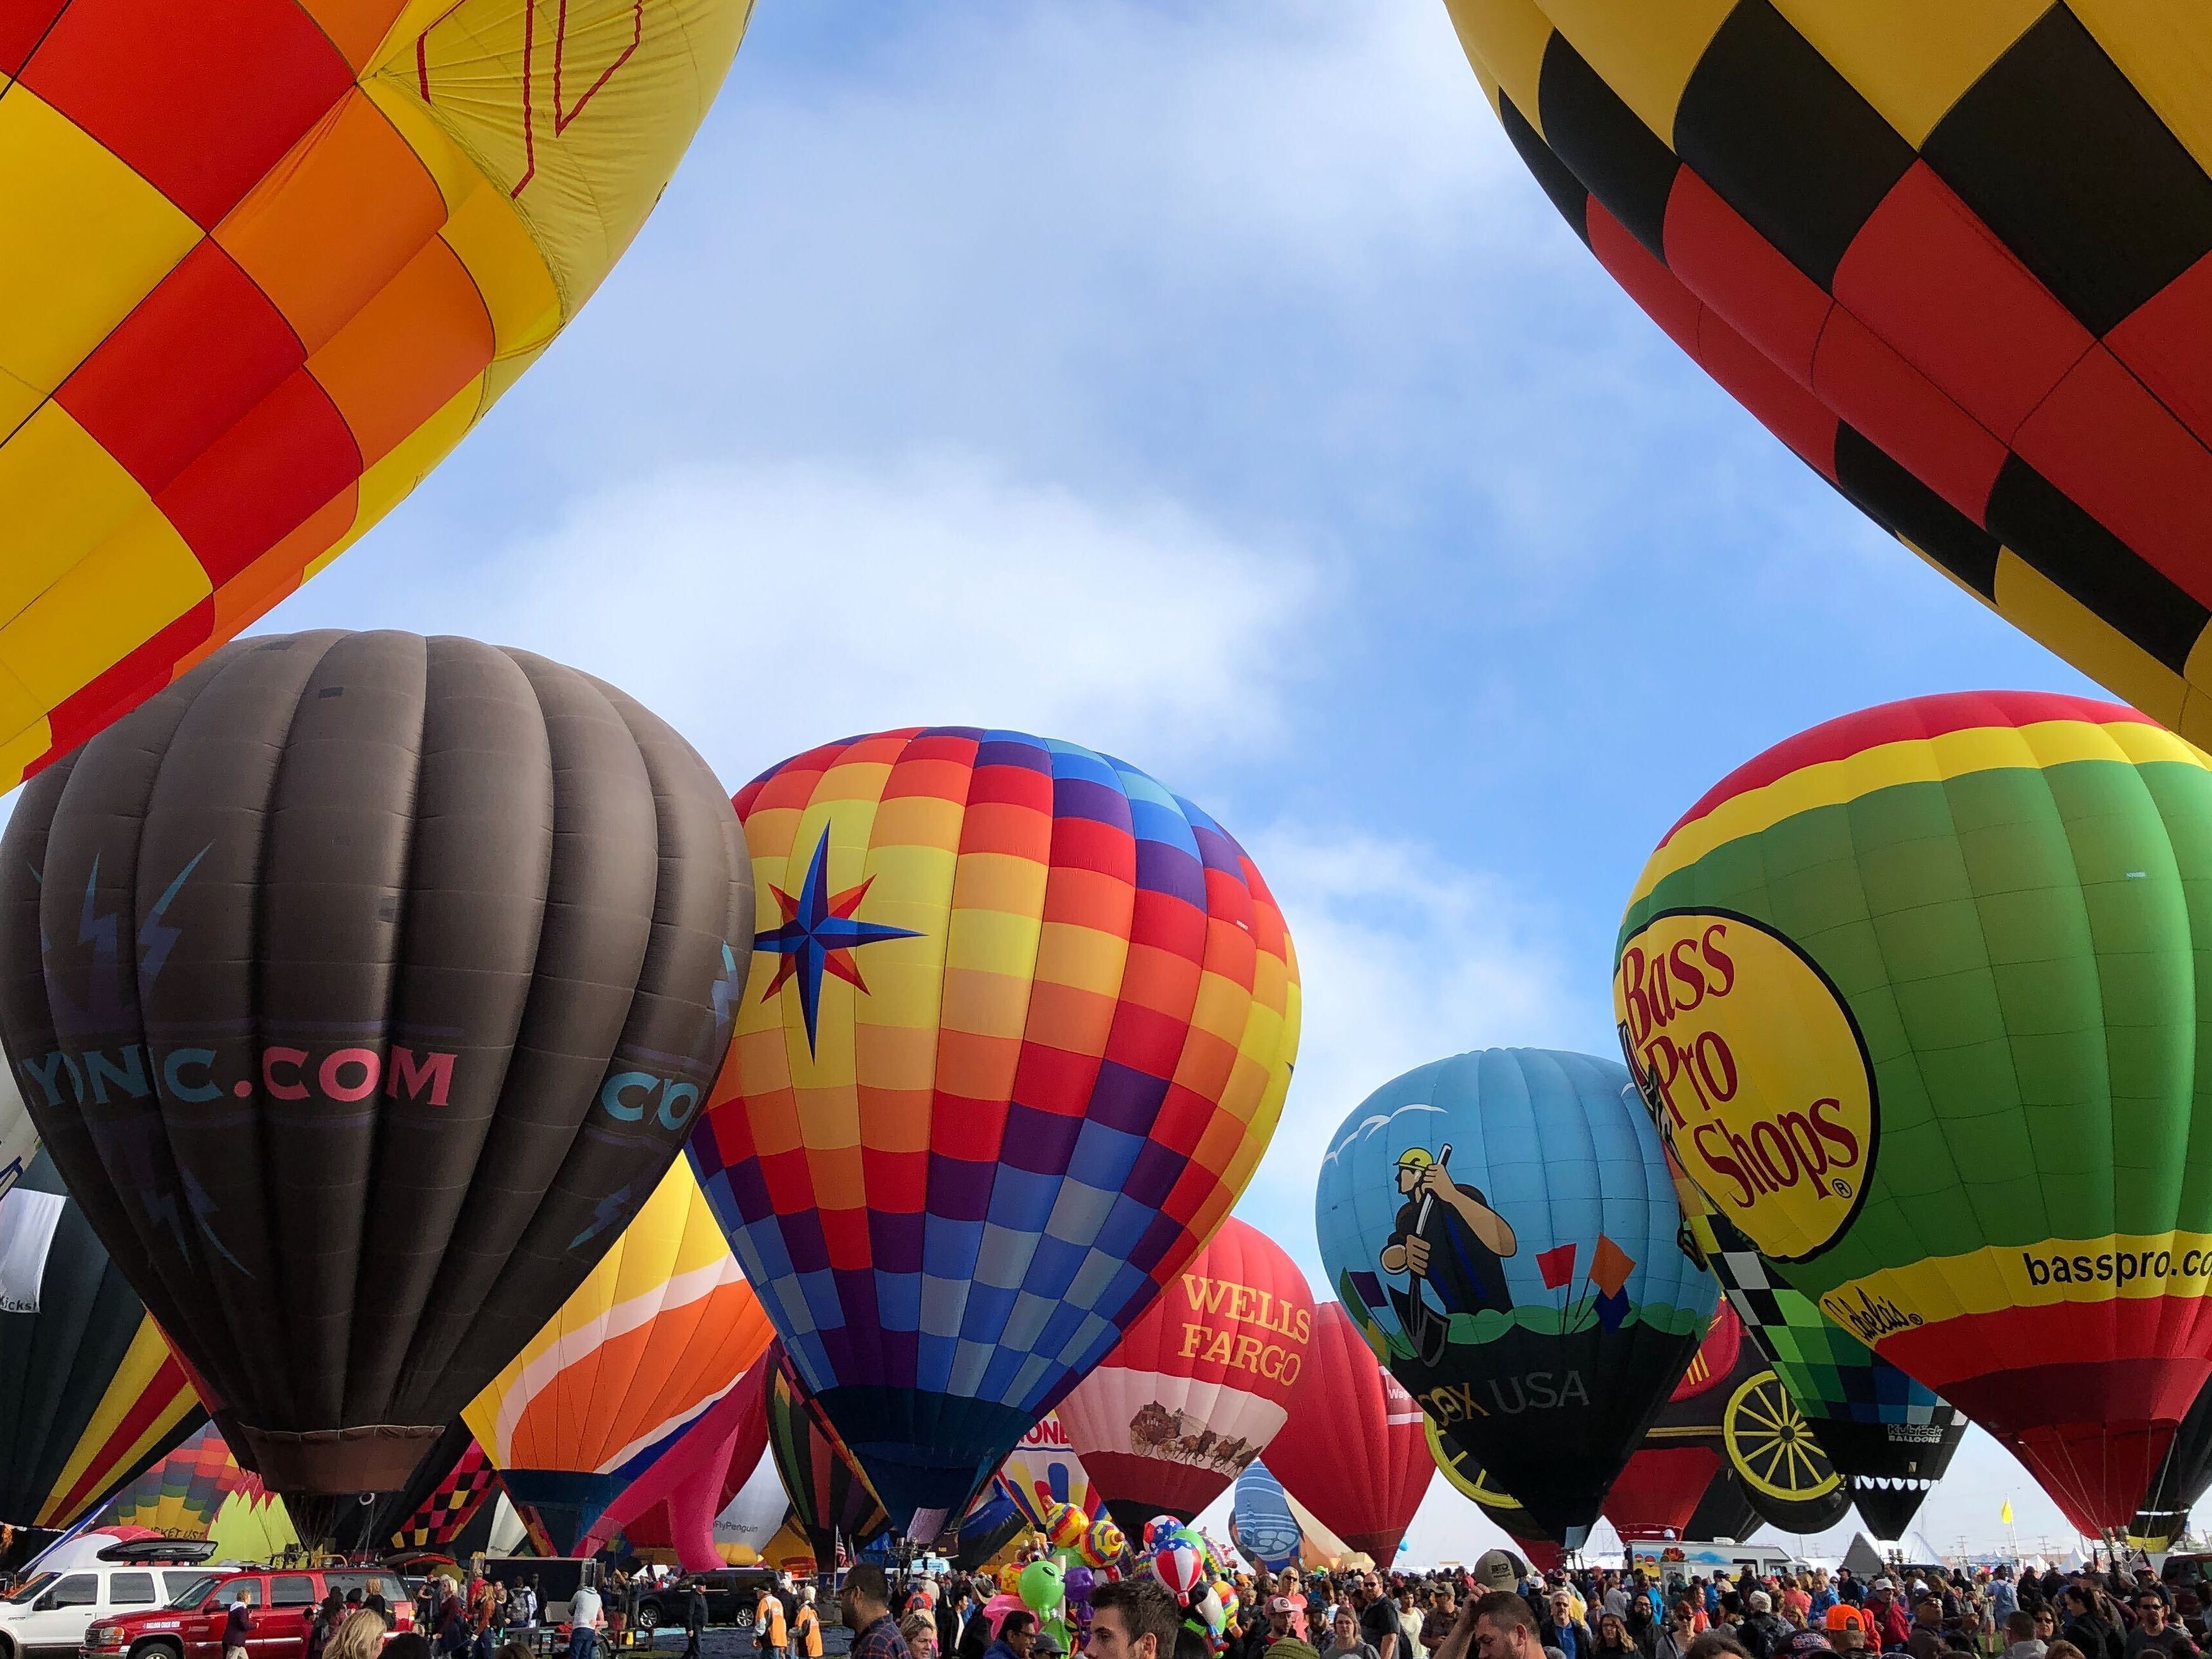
[1615,690,2212,1535]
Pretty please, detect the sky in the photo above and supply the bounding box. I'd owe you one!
[254,1,2125,1564]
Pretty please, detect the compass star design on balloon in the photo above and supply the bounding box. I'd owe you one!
[756,824,923,1051]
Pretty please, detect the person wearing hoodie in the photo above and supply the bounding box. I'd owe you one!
[2005,1610,2048,1659]
[2063,1590,2125,1659]
[1738,1596,1789,1659]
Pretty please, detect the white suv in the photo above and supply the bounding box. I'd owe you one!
[0,1566,212,1659]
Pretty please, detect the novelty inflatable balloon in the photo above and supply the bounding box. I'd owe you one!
[1443,1,2212,746]
[1615,689,2212,1531]
[691,727,1301,1537]
[1059,1217,1315,1531]
[0,1074,31,1200]
[1151,1535,1204,1601]
[1044,1499,1091,1553]
[1317,1047,1716,1543]
[1681,1185,1967,1537]
[465,1160,774,1553]
[998,1413,1098,1530]
[1260,1301,1433,1564]
[0,630,752,1537]
[1064,1566,1096,1607]
[1020,1558,1065,1614]
[764,1338,892,1561]
[1229,1461,1303,1572]
[1081,1513,1125,1568]
[1,1152,205,1529]
[0,0,755,792]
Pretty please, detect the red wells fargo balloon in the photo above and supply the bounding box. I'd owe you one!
[1261,1301,1434,1564]
[1057,1218,1315,1531]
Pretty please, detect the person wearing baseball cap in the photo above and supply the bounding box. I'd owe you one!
[1825,1606,1871,1653]
[1471,1553,1527,1595]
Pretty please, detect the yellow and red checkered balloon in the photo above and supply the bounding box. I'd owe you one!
[0,0,751,787]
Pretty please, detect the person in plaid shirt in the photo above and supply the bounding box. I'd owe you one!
[843,1566,913,1659]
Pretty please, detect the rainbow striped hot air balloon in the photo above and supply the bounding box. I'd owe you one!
[0,0,753,790]
[464,1160,774,1555]
[1616,690,2212,1532]
[689,727,1300,1538]
[763,1339,891,1564]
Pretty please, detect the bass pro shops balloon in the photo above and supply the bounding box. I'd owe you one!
[1617,689,2212,1531]
[0,630,751,1533]
[0,0,753,790]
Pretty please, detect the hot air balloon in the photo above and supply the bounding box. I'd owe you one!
[0,1154,205,1529]
[0,0,754,792]
[689,727,1301,1538]
[1687,1470,1762,1544]
[1624,1299,1852,1538]
[465,1159,774,1553]
[2132,1379,2212,1551]
[1442,1,2212,748]
[0,1074,31,1200]
[98,1421,298,1558]
[0,630,752,1542]
[1425,1419,1560,1573]
[953,1481,1031,1572]
[763,1340,892,1564]
[1615,689,2212,1532]
[999,1413,1098,1530]
[581,1348,772,1570]
[1057,1217,1313,1532]
[715,1451,790,1566]
[98,1421,255,1540]
[1317,1047,1717,1544]
[1260,1301,1434,1566]
[369,1425,503,1554]
[1604,1303,1744,1540]
[1229,1463,1304,1573]
[1681,1187,1968,1539]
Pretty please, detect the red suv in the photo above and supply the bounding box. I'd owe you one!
[81,1569,415,1659]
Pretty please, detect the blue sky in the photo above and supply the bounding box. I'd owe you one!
[259,2,2114,1561]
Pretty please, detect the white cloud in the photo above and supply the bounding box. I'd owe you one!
[321,455,1320,788]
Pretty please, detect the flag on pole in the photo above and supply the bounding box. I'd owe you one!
[2001,1500,2015,1525]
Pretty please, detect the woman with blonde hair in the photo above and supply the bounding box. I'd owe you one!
[902,1612,940,1659]
[327,1610,391,1659]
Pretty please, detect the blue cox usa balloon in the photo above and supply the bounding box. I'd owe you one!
[1315,1047,1714,1545]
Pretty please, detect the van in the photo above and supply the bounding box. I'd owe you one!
[0,1564,222,1659]
[77,1566,416,1659]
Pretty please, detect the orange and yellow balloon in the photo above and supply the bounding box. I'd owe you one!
[0,0,750,788]
[464,1159,774,1554]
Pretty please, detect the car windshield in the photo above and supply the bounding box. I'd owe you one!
[168,1576,219,1609]
[2,1575,54,1606]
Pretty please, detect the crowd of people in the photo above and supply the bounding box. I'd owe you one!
[817,1551,2212,1659]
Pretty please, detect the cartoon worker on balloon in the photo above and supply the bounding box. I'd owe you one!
[1379,1145,1518,1364]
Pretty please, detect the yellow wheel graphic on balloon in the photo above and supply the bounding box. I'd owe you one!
[1724,1371,1841,1503]
[1423,1417,1530,1522]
